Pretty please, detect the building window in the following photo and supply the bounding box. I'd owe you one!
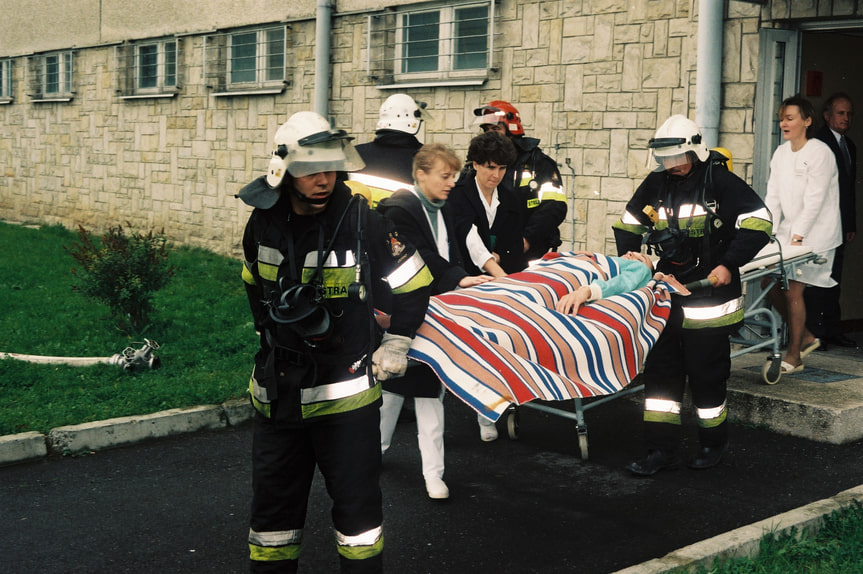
[138,40,177,90]
[205,25,290,95]
[368,2,495,87]
[0,59,12,103]
[115,38,181,99]
[27,50,74,101]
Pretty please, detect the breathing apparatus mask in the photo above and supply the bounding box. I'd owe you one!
[270,280,333,342]
[268,195,370,346]
[642,226,696,274]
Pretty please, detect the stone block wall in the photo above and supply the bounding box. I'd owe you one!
[1,0,852,259]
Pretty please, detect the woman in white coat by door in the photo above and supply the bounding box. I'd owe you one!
[763,95,842,374]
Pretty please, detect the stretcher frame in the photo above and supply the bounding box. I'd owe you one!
[501,241,821,460]
[729,241,821,384]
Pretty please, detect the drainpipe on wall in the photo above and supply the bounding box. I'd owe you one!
[695,0,723,149]
[314,0,333,118]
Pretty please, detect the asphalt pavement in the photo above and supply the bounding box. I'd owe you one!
[4,344,863,574]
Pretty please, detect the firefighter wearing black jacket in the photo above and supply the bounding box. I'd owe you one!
[349,94,429,208]
[473,100,567,260]
[237,111,432,573]
[612,115,772,476]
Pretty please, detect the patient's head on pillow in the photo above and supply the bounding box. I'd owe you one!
[621,251,654,272]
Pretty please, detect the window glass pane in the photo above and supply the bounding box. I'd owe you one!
[63,53,72,91]
[454,6,488,70]
[165,42,177,87]
[264,29,284,82]
[231,32,257,83]
[45,54,59,93]
[402,11,439,73]
[138,44,158,88]
[0,62,5,97]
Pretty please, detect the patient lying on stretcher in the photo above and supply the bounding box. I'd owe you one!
[555,251,689,315]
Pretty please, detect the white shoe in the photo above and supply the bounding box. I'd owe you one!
[425,477,449,499]
[479,423,498,442]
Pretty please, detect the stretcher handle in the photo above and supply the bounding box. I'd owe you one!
[684,275,719,291]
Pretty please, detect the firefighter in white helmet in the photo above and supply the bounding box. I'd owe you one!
[237,110,432,573]
[349,94,430,208]
[613,114,772,475]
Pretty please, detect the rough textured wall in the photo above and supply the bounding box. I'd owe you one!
[0,0,830,260]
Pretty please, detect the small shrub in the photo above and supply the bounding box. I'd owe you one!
[65,225,176,333]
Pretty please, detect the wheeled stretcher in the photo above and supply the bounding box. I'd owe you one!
[406,244,821,459]
[407,252,678,459]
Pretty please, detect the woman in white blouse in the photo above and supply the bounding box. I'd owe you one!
[763,95,842,374]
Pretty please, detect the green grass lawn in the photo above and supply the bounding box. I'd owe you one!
[0,221,256,436]
[678,500,863,574]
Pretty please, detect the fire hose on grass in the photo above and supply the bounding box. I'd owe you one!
[0,339,162,371]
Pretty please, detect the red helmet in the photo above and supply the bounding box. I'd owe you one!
[472,100,524,136]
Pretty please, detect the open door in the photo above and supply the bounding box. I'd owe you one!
[753,28,800,196]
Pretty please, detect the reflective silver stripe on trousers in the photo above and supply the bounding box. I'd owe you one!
[697,401,727,420]
[249,528,303,546]
[682,296,744,321]
[645,398,681,414]
[386,251,425,290]
[301,373,371,404]
[335,525,383,547]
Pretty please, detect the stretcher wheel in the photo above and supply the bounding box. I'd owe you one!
[506,407,520,440]
[762,356,782,385]
[578,432,589,461]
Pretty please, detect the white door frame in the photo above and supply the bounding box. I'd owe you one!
[753,28,799,197]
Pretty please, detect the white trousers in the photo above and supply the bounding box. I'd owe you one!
[380,388,445,481]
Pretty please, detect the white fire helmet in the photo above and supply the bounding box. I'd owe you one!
[266,111,365,187]
[647,115,710,171]
[375,94,429,135]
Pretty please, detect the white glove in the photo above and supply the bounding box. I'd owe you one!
[371,333,413,381]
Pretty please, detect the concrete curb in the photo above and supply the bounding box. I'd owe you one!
[0,399,254,466]
[612,484,863,573]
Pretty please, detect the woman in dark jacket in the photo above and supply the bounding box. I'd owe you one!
[376,143,494,499]
[448,131,526,275]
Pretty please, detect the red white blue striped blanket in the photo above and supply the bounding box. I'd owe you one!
[407,253,675,421]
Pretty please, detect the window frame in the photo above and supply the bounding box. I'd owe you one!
[135,38,178,94]
[205,24,289,96]
[0,58,12,103]
[28,50,75,102]
[392,2,493,84]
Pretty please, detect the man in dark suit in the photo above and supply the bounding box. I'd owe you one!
[808,92,857,349]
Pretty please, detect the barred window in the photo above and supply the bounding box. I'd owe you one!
[27,50,74,101]
[368,2,496,87]
[0,59,12,102]
[205,25,290,95]
[115,38,181,98]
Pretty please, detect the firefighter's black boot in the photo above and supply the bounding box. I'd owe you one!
[626,449,681,476]
[687,445,725,469]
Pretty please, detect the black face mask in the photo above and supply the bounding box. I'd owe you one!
[270,281,333,344]
[642,226,696,274]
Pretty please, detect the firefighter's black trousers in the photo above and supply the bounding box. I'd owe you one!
[249,401,383,574]
[641,302,731,453]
